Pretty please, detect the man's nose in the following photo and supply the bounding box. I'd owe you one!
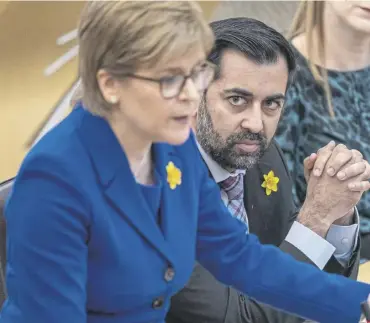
[240,105,263,134]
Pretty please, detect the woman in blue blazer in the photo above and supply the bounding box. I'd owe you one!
[1,1,370,323]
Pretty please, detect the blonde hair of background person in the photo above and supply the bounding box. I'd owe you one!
[288,1,370,117]
[288,1,333,116]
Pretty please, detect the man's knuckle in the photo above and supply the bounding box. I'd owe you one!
[351,150,363,162]
[358,162,366,170]
[352,149,362,156]
[365,164,370,178]
[339,151,351,160]
[317,147,325,154]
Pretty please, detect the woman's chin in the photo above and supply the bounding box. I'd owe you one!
[161,128,191,146]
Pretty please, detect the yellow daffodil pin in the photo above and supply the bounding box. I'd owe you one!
[166,161,182,190]
[261,170,279,196]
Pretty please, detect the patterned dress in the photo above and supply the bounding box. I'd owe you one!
[275,47,370,234]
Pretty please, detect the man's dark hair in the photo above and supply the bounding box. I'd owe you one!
[208,17,296,86]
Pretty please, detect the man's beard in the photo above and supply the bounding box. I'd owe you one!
[196,99,268,171]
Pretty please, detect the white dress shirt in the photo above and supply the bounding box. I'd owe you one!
[197,143,359,269]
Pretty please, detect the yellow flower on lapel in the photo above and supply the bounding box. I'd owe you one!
[261,170,279,196]
[166,161,182,190]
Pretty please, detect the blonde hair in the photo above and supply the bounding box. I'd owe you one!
[288,1,334,117]
[76,1,214,116]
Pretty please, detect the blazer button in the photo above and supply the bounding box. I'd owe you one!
[164,266,175,282]
[152,297,164,309]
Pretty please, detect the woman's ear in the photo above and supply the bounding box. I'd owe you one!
[96,69,121,104]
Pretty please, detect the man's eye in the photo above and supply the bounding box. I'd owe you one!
[264,100,281,110]
[227,96,246,106]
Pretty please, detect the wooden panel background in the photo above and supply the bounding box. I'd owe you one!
[0,1,84,181]
[0,1,218,182]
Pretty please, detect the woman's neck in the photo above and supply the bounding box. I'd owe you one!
[322,8,370,71]
[108,114,154,185]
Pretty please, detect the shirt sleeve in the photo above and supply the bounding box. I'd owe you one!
[285,208,359,269]
[285,221,335,270]
[326,208,359,266]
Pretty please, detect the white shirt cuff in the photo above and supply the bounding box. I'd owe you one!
[285,221,335,270]
[326,208,359,264]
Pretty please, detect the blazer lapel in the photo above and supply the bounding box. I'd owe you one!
[105,169,173,261]
[152,143,183,246]
[76,105,172,261]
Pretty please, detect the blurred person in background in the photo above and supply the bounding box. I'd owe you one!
[275,1,370,260]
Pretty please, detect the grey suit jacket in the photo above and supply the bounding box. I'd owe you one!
[166,141,360,323]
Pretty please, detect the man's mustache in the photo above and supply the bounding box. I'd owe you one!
[226,132,267,145]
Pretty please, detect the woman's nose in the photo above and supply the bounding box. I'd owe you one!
[178,78,200,102]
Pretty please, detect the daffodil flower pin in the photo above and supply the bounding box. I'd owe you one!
[261,170,279,196]
[166,161,182,190]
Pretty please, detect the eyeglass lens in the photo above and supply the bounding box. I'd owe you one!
[161,64,215,98]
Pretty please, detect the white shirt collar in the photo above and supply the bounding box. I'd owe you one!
[196,141,246,183]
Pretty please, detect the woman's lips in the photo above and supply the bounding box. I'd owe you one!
[172,116,190,125]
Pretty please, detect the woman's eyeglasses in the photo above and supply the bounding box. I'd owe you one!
[124,61,216,99]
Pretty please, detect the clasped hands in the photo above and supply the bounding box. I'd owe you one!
[298,141,370,237]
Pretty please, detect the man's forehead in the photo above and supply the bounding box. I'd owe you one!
[216,49,289,95]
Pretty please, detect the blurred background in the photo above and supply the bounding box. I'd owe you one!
[0,0,299,183]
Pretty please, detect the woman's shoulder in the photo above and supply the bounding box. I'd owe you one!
[18,108,90,186]
[289,44,316,86]
[284,38,321,105]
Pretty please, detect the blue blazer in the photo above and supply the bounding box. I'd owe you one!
[1,104,369,323]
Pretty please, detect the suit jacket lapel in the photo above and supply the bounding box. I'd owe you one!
[76,105,172,261]
[244,143,284,244]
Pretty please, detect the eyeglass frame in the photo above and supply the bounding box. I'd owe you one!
[121,61,217,99]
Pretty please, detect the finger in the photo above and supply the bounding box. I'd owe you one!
[304,153,317,170]
[357,162,370,182]
[363,162,370,181]
[316,140,336,154]
[351,149,363,163]
[337,161,367,180]
[325,144,352,176]
[304,154,317,182]
[348,181,370,192]
[313,141,336,177]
